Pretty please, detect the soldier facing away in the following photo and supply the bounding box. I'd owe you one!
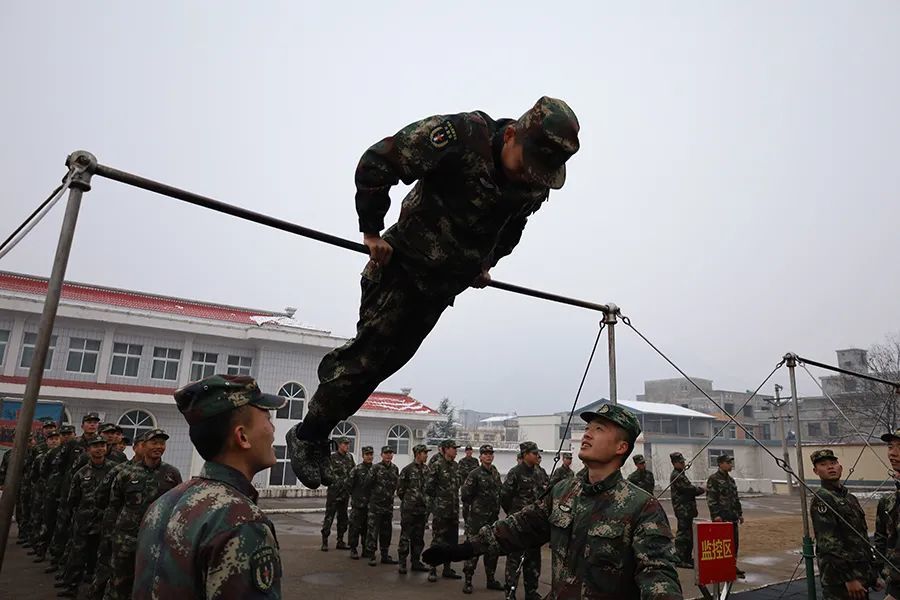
[874,429,900,600]
[809,449,880,600]
[364,445,400,566]
[706,454,745,579]
[426,439,463,583]
[134,374,286,599]
[500,441,545,600]
[627,454,655,496]
[397,443,431,574]
[458,444,479,526]
[423,404,683,599]
[321,435,355,551]
[669,451,705,569]
[287,97,581,489]
[347,446,375,560]
[460,444,505,594]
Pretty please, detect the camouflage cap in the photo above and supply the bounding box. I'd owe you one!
[440,439,461,449]
[39,416,56,425]
[561,451,572,459]
[717,454,734,464]
[479,444,494,454]
[361,446,374,454]
[143,428,170,441]
[881,429,900,443]
[515,96,580,190]
[632,454,646,464]
[580,404,642,458]
[82,412,101,423]
[670,452,685,463]
[59,425,76,435]
[334,436,351,445]
[87,436,108,447]
[46,429,60,438]
[412,444,430,454]
[465,444,473,451]
[41,420,57,429]
[174,374,287,425]
[811,449,837,465]
[519,441,539,454]
[99,423,120,434]
[381,445,395,454]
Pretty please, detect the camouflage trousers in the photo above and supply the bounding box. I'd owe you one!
[300,262,450,438]
[462,503,470,526]
[397,512,427,565]
[506,547,541,597]
[321,493,350,540]
[348,504,369,551]
[674,516,694,563]
[87,536,113,600]
[731,521,740,557]
[432,515,459,569]
[464,520,498,580]
[103,533,137,600]
[365,510,393,558]
[15,488,27,538]
[62,531,100,588]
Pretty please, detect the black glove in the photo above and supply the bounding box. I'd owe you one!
[422,542,476,565]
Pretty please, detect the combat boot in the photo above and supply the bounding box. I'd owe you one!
[320,534,328,552]
[428,567,438,582]
[398,560,407,575]
[442,567,462,579]
[335,538,349,550]
[486,578,505,591]
[368,555,378,567]
[286,425,333,488]
[463,577,473,594]
[381,553,398,565]
[736,567,746,579]
[350,548,359,560]
[411,562,431,573]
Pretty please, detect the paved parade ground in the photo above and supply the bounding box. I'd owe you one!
[0,493,877,599]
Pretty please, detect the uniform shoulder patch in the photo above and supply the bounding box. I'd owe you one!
[250,546,278,592]
[429,120,458,149]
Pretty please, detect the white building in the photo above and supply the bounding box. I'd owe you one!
[0,271,441,492]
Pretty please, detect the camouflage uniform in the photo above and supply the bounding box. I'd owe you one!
[49,421,100,565]
[809,450,876,599]
[627,454,656,496]
[31,430,63,558]
[426,440,462,578]
[706,457,742,558]
[289,98,580,490]
[321,441,355,548]
[669,452,704,565]
[874,429,900,597]
[364,447,400,562]
[0,448,10,483]
[20,427,55,543]
[104,430,182,600]
[347,447,375,557]
[460,445,503,587]
[397,445,430,570]
[458,450,480,525]
[501,441,546,599]
[547,454,574,491]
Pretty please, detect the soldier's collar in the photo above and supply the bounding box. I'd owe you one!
[580,469,623,496]
[201,461,259,503]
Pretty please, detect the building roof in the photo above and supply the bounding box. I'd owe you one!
[578,398,715,419]
[360,392,439,415]
[0,270,325,331]
[480,415,517,423]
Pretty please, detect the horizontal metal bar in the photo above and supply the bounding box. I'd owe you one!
[93,162,610,314]
[796,355,900,391]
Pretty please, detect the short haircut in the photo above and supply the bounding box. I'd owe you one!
[189,405,251,461]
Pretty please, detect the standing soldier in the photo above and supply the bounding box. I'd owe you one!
[426,439,463,583]
[547,451,574,490]
[321,436,355,551]
[809,449,879,600]
[669,451,705,569]
[500,441,545,600]
[21,420,57,547]
[134,375,285,599]
[104,428,182,600]
[3,433,36,543]
[706,454,744,578]
[347,446,375,560]
[874,428,900,599]
[33,425,71,564]
[458,444,479,526]
[627,454,655,496]
[364,446,400,566]
[397,444,431,574]
[460,444,504,594]
[55,436,113,598]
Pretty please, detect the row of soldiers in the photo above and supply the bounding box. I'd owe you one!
[1,414,182,599]
[319,438,574,599]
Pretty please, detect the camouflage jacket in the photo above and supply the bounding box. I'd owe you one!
[50,435,97,508]
[669,469,703,519]
[457,456,480,499]
[347,462,374,508]
[397,461,429,515]
[501,463,545,515]
[71,443,126,473]
[135,461,281,600]
[460,464,502,531]
[108,460,182,536]
[811,482,876,587]
[364,460,399,515]
[98,459,140,537]
[473,469,682,600]
[874,486,900,585]
[548,464,575,491]
[324,451,355,500]
[357,111,550,297]
[627,469,655,496]
[0,449,10,484]
[425,456,460,518]
[706,470,742,522]
[67,459,114,535]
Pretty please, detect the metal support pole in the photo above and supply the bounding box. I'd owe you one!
[605,304,618,405]
[786,353,817,600]
[0,151,95,572]
[775,384,794,493]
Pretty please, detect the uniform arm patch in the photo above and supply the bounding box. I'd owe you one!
[429,120,458,149]
[250,546,278,592]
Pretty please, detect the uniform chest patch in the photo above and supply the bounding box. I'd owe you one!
[817,503,828,514]
[429,121,458,149]
[250,546,278,592]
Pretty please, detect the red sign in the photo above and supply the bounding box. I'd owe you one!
[693,521,736,585]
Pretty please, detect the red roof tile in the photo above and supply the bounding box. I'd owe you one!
[362,392,438,415]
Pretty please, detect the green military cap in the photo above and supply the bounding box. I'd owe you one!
[174,374,287,425]
[440,439,461,449]
[670,452,685,462]
[39,416,56,424]
[46,429,60,438]
[580,404,642,459]
[515,96,580,190]
[59,425,76,435]
[82,412,101,423]
[561,451,572,459]
[881,429,900,443]
[810,449,837,465]
[361,446,374,454]
[381,445,395,454]
[519,441,539,454]
[480,444,494,454]
[717,454,734,464]
[41,420,57,429]
[87,436,108,447]
[143,428,170,441]
[633,454,646,464]
[465,444,473,451]
[99,422,120,434]
[412,444,430,454]
[334,436,351,445]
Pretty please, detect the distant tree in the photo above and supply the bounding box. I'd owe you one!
[428,397,457,440]
[836,332,900,437]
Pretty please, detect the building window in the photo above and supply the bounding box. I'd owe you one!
[331,421,358,453]
[117,409,156,444]
[708,449,735,468]
[226,355,252,376]
[828,422,839,437]
[0,329,8,365]
[66,337,101,373]
[151,347,181,380]
[760,423,772,440]
[275,382,305,420]
[190,352,218,381]
[110,343,142,377]
[808,422,822,438]
[724,403,735,414]
[387,425,411,455]
[742,405,753,418]
[20,332,56,370]
[269,445,297,486]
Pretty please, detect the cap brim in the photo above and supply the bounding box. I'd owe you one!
[881,433,900,443]
[251,393,287,411]
[147,433,170,441]
[523,157,566,190]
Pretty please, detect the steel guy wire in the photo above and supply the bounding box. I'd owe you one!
[0,169,75,261]
[776,556,806,600]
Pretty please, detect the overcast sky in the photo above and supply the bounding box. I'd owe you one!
[2,2,898,416]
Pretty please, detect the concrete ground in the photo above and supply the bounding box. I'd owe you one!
[0,493,879,599]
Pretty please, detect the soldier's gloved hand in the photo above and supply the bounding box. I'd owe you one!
[422,542,477,565]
